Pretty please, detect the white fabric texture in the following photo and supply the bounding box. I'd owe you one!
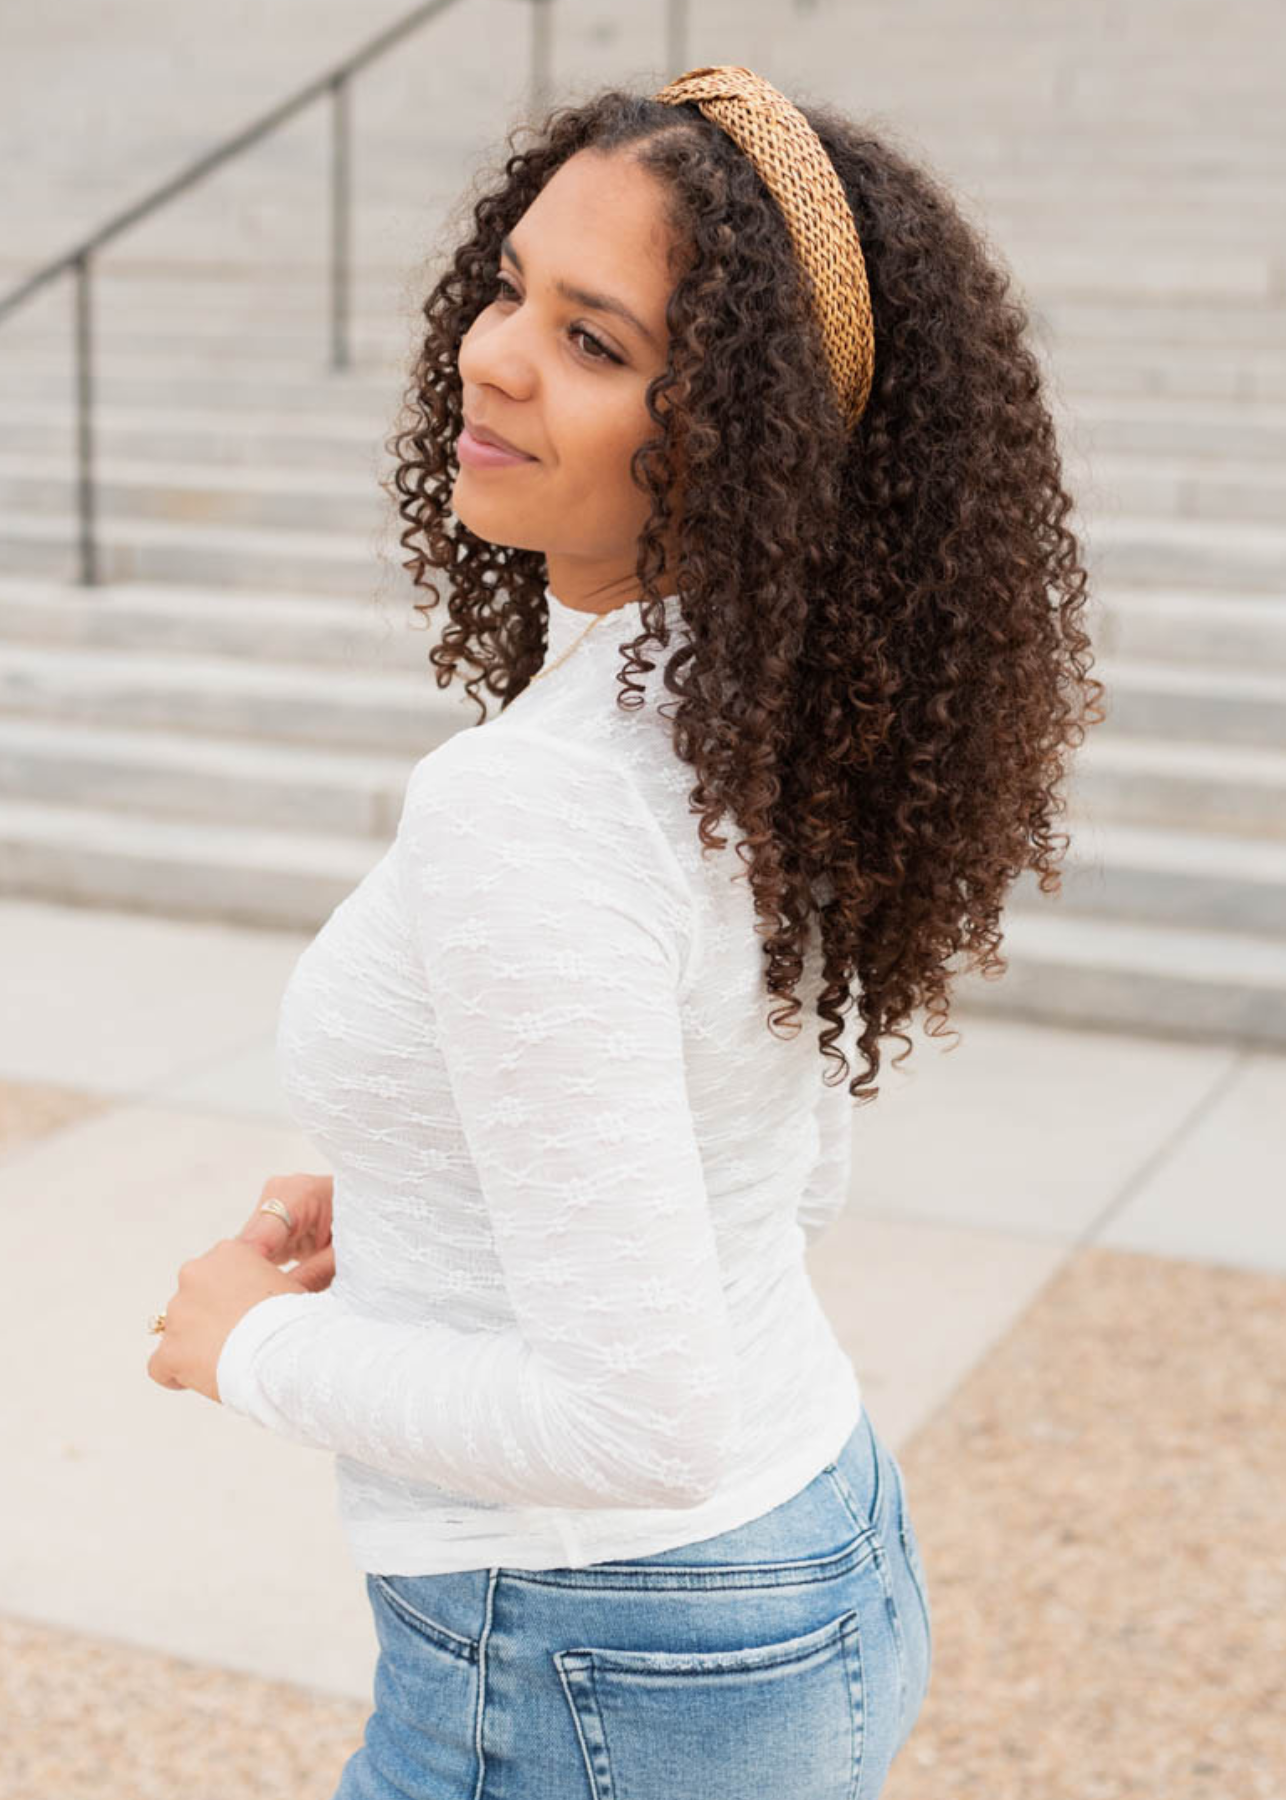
[216,583,863,1575]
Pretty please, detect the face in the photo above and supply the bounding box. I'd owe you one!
[453,146,686,613]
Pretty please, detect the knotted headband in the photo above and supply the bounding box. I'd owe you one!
[651,64,875,431]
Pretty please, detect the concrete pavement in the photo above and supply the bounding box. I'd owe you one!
[1,892,1280,1707]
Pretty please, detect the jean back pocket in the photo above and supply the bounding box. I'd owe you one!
[554,1607,866,1800]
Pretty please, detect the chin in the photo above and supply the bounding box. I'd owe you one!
[449,476,515,542]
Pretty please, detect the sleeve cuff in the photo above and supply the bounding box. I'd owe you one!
[215,1289,330,1423]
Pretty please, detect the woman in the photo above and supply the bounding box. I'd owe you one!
[147,66,1103,1798]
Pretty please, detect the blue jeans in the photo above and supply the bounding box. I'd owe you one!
[332,1404,932,1799]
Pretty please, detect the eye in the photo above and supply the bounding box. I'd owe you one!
[491,272,622,366]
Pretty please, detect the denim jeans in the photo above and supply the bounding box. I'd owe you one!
[332,1404,932,1799]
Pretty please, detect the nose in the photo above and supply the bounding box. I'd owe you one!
[459,302,539,403]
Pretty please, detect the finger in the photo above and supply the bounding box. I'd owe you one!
[147,1347,184,1390]
[238,1174,331,1260]
[290,1244,336,1292]
[238,1204,295,1261]
[289,1224,319,1263]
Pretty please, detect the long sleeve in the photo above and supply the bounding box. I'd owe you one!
[216,724,741,1511]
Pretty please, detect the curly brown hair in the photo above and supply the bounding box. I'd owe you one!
[381,83,1106,1104]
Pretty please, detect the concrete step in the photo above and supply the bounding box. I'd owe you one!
[6,212,1284,314]
[6,447,1273,543]
[8,337,1286,414]
[989,209,1286,247]
[1096,658,1286,750]
[1087,459,1286,528]
[1071,734,1286,840]
[5,264,1275,342]
[6,257,1284,351]
[7,445,1269,545]
[0,454,389,537]
[7,265,1284,344]
[1008,818,1286,936]
[15,785,1278,1040]
[5,698,1275,860]
[0,576,435,671]
[1032,298,1286,349]
[5,578,1283,709]
[1093,589,1286,669]
[1043,346,1286,406]
[1062,395,1286,462]
[5,391,1280,480]
[0,509,410,595]
[0,361,403,414]
[5,503,1284,610]
[0,793,386,931]
[25,579,1282,689]
[1086,515,1286,594]
[953,909,1286,1048]
[9,332,1285,416]
[1,590,1281,832]
[0,716,415,836]
[984,193,1286,233]
[11,148,1286,255]
[0,197,458,285]
[0,639,470,754]
[11,580,1275,681]
[0,273,428,329]
[6,393,1281,485]
[10,338,1282,435]
[0,318,409,365]
[945,131,1286,173]
[12,252,1282,307]
[0,399,385,471]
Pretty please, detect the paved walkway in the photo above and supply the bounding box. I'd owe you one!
[0,892,1281,1796]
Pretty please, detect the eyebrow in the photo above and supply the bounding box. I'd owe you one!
[500,233,659,350]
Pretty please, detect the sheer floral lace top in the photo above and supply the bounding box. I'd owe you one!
[216,583,863,1576]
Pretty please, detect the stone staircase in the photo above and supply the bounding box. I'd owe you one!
[0,0,1283,1044]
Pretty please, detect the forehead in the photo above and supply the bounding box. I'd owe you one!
[513,150,678,306]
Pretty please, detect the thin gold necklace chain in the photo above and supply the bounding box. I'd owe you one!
[527,606,611,687]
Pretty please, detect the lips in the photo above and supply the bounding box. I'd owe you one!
[463,415,534,459]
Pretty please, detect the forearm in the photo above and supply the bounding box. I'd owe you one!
[216,1286,737,1509]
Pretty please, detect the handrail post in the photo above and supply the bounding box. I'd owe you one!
[666,0,687,77]
[72,250,98,586]
[529,0,554,117]
[330,72,351,372]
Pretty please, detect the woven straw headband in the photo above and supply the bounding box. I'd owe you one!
[651,64,874,430]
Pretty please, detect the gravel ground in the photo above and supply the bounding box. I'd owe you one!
[882,1245,1284,1800]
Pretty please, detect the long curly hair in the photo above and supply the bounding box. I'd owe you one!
[381,83,1106,1103]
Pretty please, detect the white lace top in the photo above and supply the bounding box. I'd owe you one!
[215,583,862,1576]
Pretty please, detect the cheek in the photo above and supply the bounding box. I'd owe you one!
[564,391,655,489]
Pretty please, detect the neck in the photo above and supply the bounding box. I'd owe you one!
[542,564,684,615]
[541,581,683,670]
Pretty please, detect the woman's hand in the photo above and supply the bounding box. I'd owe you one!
[147,1172,338,1404]
[147,1238,311,1403]
[237,1171,336,1293]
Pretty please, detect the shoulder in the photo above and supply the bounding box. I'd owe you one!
[397,723,700,982]
[401,725,669,865]
[401,723,653,849]
[402,719,605,809]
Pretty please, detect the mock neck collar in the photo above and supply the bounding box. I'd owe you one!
[542,583,683,666]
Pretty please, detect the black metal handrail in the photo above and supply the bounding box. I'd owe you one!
[0,0,693,586]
